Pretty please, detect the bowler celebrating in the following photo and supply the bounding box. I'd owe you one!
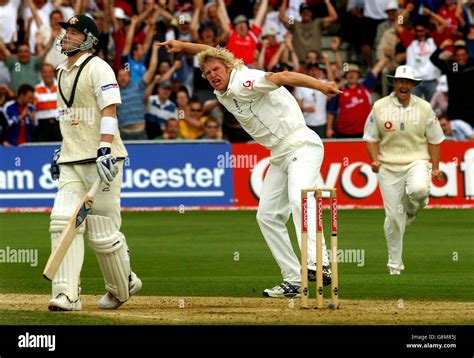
[159,40,340,297]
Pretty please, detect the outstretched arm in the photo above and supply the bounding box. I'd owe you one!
[158,40,212,54]
[265,71,342,97]
[254,0,268,29]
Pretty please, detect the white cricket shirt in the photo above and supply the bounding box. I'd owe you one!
[363,93,444,169]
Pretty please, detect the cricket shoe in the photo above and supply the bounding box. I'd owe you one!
[389,267,401,275]
[48,293,82,311]
[308,266,332,286]
[263,282,301,298]
[97,272,142,310]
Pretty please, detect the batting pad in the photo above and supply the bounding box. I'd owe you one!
[87,215,131,302]
[49,190,85,301]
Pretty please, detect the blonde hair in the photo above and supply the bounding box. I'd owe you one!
[197,46,244,78]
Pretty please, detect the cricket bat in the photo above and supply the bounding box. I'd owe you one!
[43,178,102,281]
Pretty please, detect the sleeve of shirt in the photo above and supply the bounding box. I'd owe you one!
[455,120,473,138]
[362,71,377,90]
[425,109,445,144]
[363,110,380,142]
[90,58,122,111]
[250,23,262,37]
[237,69,280,96]
[327,95,339,115]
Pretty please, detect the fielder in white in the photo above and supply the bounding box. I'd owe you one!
[48,15,142,311]
[159,40,341,297]
[363,65,444,275]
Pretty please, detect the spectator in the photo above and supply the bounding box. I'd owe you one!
[0,41,41,94]
[0,48,12,89]
[2,84,36,146]
[327,58,388,138]
[217,0,268,66]
[200,116,223,140]
[374,1,399,52]
[155,118,182,140]
[34,9,67,68]
[121,15,154,84]
[359,0,388,67]
[34,63,60,142]
[279,0,338,63]
[404,21,439,101]
[294,61,329,138]
[439,116,474,141]
[145,79,178,139]
[265,32,299,72]
[430,39,474,127]
[180,98,207,139]
[430,75,449,117]
[117,42,160,140]
[256,25,281,70]
[0,0,21,44]
[22,0,54,53]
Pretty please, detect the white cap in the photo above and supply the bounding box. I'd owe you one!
[387,65,422,86]
[436,75,448,93]
[114,7,129,20]
[385,0,399,11]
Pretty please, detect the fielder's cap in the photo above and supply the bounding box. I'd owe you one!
[454,39,467,49]
[343,63,362,76]
[233,14,248,25]
[114,7,130,20]
[436,75,448,93]
[299,3,311,12]
[386,65,422,86]
[159,80,172,88]
[385,0,399,11]
[59,14,99,41]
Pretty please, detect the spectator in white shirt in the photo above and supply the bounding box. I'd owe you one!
[439,116,474,141]
[294,61,328,138]
[406,21,439,102]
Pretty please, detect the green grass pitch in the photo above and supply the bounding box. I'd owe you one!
[0,209,473,324]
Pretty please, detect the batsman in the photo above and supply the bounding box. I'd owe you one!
[47,15,141,311]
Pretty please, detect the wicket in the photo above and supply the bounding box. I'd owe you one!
[301,188,339,309]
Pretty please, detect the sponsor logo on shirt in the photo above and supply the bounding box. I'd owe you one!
[101,83,119,91]
[384,121,395,131]
[242,80,254,90]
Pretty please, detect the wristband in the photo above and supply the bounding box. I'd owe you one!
[100,116,118,135]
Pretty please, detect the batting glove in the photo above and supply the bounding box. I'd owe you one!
[50,148,61,180]
[96,147,119,185]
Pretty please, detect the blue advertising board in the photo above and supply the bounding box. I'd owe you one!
[0,142,234,209]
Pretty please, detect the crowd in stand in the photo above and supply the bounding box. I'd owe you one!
[1,0,474,146]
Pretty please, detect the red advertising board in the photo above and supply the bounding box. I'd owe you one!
[232,141,474,209]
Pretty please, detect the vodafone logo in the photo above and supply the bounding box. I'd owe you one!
[384,121,394,131]
[249,157,379,200]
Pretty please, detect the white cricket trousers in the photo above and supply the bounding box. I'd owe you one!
[256,141,329,286]
[377,160,431,271]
